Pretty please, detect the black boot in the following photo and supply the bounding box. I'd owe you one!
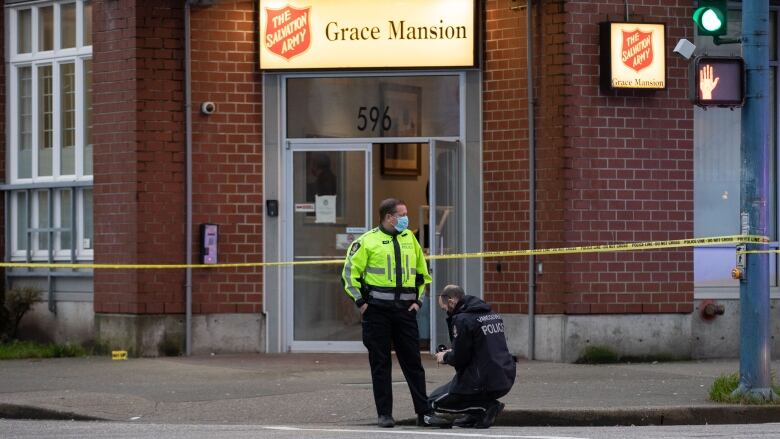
[453,413,482,428]
[475,402,504,429]
[417,412,453,428]
[377,415,395,428]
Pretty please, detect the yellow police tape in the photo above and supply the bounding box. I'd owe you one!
[0,235,768,270]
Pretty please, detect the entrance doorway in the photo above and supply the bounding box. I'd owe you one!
[285,139,461,352]
[263,71,482,353]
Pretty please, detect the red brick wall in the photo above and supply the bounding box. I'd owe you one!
[483,0,569,314]
[190,1,263,314]
[93,1,262,316]
[483,0,694,315]
[482,0,530,314]
[93,0,140,313]
[93,0,186,314]
[533,0,570,314]
[562,1,694,314]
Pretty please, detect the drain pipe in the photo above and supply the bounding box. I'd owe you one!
[526,0,536,361]
[184,0,194,356]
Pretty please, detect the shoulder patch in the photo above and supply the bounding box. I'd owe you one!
[452,325,458,338]
[349,242,361,256]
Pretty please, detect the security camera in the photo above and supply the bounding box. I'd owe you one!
[673,39,696,60]
[200,101,216,115]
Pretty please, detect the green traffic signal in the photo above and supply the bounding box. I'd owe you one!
[694,8,723,32]
[692,0,727,36]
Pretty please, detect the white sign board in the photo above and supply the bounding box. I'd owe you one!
[315,195,336,223]
[601,22,666,90]
[259,0,476,70]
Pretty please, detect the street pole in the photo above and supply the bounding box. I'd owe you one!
[734,0,776,401]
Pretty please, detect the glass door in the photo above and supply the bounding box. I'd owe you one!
[286,143,371,351]
[428,139,463,351]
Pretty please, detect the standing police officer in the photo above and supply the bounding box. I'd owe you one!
[430,284,516,429]
[342,198,448,428]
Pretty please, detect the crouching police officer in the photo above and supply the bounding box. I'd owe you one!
[342,198,450,428]
[429,284,517,429]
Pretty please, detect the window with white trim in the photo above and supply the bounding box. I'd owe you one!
[6,0,93,260]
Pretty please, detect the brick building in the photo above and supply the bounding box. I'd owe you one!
[3,0,778,360]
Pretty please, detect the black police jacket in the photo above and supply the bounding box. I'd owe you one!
[442,295,516,395]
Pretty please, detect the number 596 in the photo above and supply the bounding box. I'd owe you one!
[357,106,391,132]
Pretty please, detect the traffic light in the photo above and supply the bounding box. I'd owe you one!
[690,56,744,107]
[692,0,728,36]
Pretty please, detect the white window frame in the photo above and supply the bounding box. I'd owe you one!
[6,0,93,261]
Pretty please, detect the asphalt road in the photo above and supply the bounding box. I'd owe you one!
[1,421,780,439]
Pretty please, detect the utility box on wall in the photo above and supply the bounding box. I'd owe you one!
[201,224,218,264]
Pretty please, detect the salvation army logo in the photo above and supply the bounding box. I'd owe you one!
[621,29,653,72]
[264,5,311,60]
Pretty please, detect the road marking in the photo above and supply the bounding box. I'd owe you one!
[261,425,589,439]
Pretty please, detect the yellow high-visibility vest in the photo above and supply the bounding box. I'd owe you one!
[342,227,431,306]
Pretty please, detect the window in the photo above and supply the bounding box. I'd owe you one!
[286,75,460,138]
[694,9,779,294]
[7,1,92,260]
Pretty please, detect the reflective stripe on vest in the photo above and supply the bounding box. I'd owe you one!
[365,266,385,275]
[386,255,392,281]
[370,290,417,301]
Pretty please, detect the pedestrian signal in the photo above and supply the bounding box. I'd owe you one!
[692,0,728,36]
[691,56,744,107]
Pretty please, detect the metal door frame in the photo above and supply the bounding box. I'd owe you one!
[427,139,464,353]
[283,141,372,352]
[273,70,475,353]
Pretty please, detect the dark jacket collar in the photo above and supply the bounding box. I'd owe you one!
[450,295,491,316]
[379,224,400,237]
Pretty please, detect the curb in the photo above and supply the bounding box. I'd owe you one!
[3,403,779,426]
[0,404,106,422]
[497,406,780,426]
[400,406,780,427]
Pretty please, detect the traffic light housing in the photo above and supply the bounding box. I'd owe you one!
[690,56,744,107]
[693,0,728,36]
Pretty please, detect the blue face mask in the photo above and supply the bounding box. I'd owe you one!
[394,215,409,233]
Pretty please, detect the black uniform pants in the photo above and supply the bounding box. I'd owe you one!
[362,305,428,417]
[428,379,509,415]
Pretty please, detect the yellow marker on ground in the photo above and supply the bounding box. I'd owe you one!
[112,350,128,360]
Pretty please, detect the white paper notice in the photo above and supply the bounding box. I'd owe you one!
[315,195,336,223]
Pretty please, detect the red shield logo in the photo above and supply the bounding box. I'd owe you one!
[621,29,654,72]
[264,5,311,60]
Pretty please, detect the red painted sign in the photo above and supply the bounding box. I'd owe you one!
[621,29,653,72]
[264,5,311,60]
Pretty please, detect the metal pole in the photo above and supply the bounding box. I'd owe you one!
[734,0,776,401]
[526,0,536,361]
[184,0,193,356]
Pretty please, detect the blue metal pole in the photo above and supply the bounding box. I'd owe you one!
[735,0,776,401]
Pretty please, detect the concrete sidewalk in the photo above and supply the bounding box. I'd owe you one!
[0,354,778,426]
